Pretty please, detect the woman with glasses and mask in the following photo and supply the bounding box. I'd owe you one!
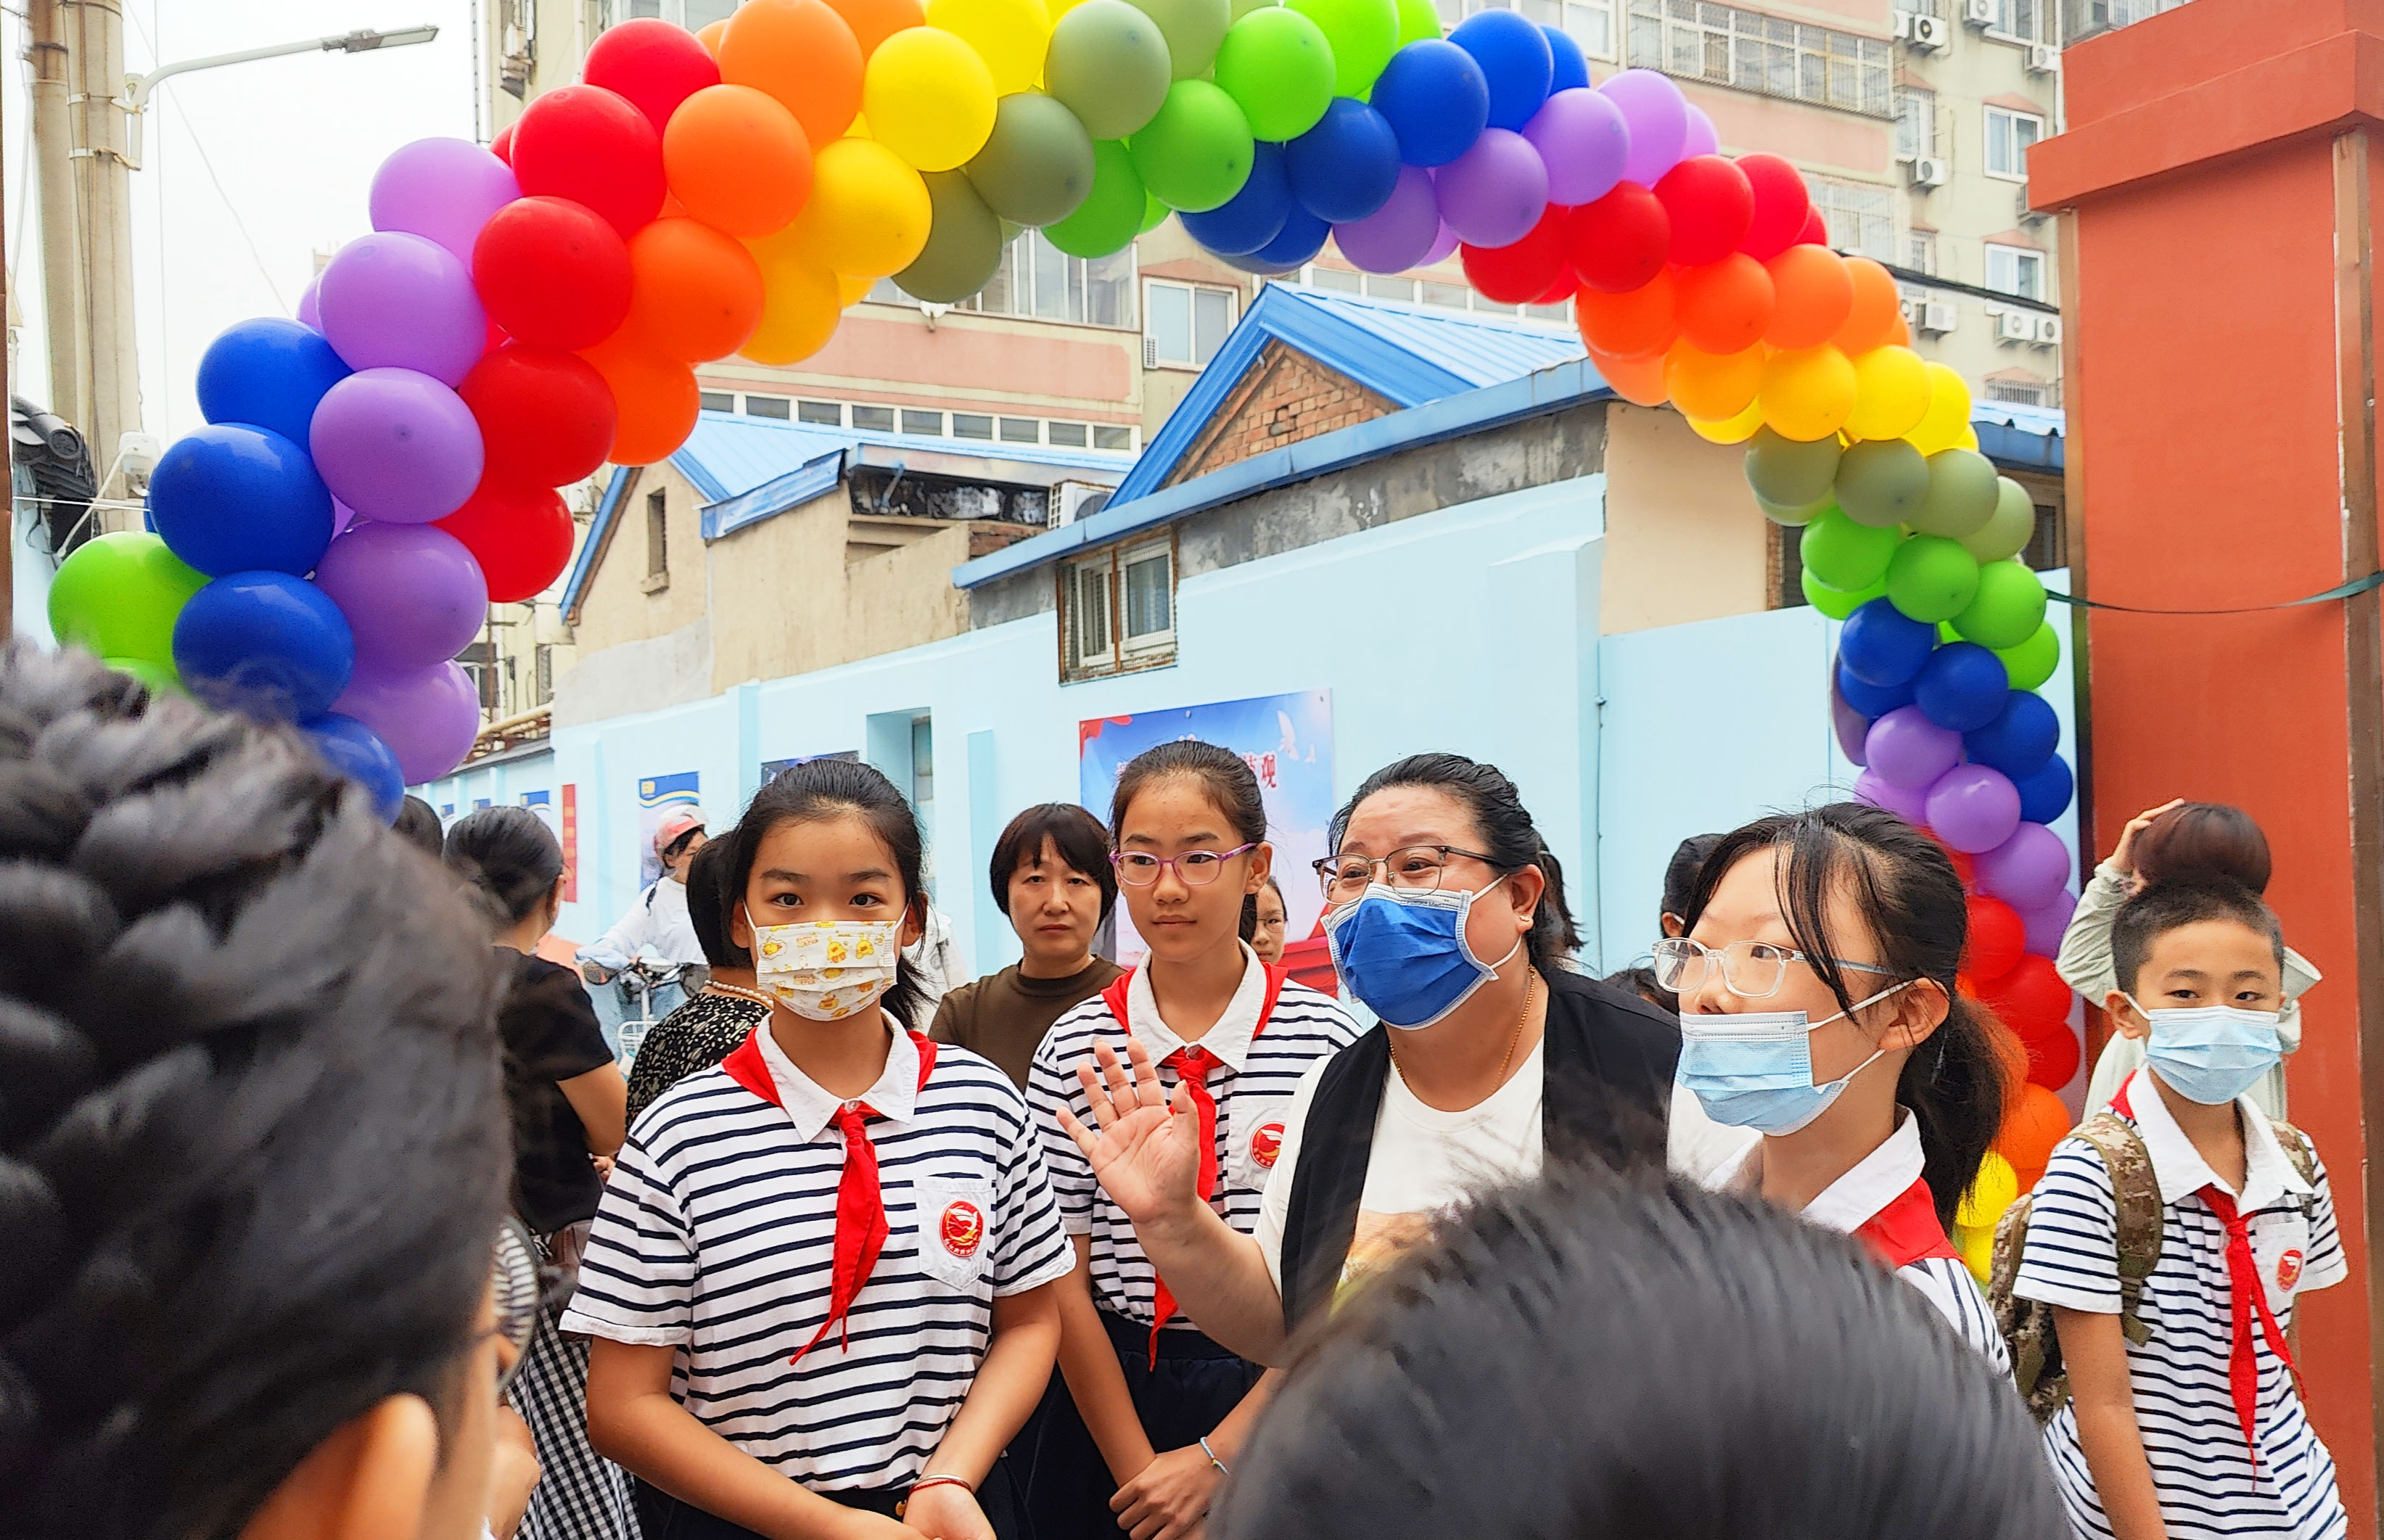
[1055,754,1676,1370]
[1662,803,2012,1363]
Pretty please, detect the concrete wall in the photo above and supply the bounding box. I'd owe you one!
[568,463,711,658]
[1598,404,1772,634]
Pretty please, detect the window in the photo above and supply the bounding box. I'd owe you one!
[1145,280,1238,368]
[1986,378,2049,405]
[798,399,843,426]
[1986,107,2044,181]
[1421,280,1473,310]
[1809,178,1895,262]
[1986,244,2046,300]
[2064,0,2187,38]
[698,390,734,413]
[1093,424,1134,451]
[535,643,554,705]
[645,489,667,584]
[1048,421,1089,447]
[744,394,792,420]
[959,231,1138,327]
[953,413,994,440]
[1992,0,2046,40]
[1061,535,1177,681]
[901,409,945,436]
[1365,275,1419,302]
[1907,233,1937,275]
[911,715,934,810]
[1000,417,1041,444]
[852,404,896,432]
[1894,86,1936,160]
[1307,266,1363,294]
[1625,1,1891,118]
[1448,0,1616,59]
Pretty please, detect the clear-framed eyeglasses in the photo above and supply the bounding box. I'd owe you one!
[1651,936,1897,1000]
[1111,843,1257,887]
[491,1217,542,1400]
[1312,844,1505,905]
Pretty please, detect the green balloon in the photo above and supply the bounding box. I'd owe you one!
[1141,190,1171,232]
[1288,0,1397,95]
[103,654,184,697]
[1759,493,1835,527]
[896,172,1006,304]
[1046,0,1175,140]
[1045,139,1149,258]
[1394,0,1440,43]
[1884,534,1981,624]
[1961,476,2036,563]
[47,530,206,664]
[1743,427,1841,510]
[1800,509,1903,592]
[1996,620,2060,692]
[1834,438,1931,529]
[1128,80,1254,212]
[1954,559,2048,649]
[1230,0,1278,17]
[965,92,1098,227]
[1213,7,1336,141]
[1911,448,2000,539]
[1804,567,1886,621]
[1130,0,1231,78]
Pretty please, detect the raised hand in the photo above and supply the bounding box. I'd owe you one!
[2110,798,2185,873]
[1055,1037,1203,1227]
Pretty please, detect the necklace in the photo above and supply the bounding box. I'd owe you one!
[1386,968,1539,1090]
[707,982,774,1008]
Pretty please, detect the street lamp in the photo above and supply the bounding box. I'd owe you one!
[120,25,441,170]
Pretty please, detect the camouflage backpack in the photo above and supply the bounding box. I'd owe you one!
[1989,1108,2319,1424]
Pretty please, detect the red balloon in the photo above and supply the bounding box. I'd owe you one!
[1562,183,1668,295]
[1653,155,1754,267]
[1534,270,1579,305]
[2015,1013,2081,1090]
[474,196,635,352]
[491,123,514,165]
[585,17,723,132]
[1461,208,1567,305]
[1965,895,2026,984]
[435,479,576,604]
[460,344,620,489]
[1978,953,2074,1039]
[1736,152,1812,260]
[1948,847,1976,889]
[1796,207,1828,247]
[509,84,667,238]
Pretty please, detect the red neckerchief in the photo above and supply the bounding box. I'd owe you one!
[720,1026,940,1364]
[1099,963,1289,1367]
[1852,1173,1961,1269]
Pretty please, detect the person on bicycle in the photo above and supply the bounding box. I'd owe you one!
[580,809,711,986]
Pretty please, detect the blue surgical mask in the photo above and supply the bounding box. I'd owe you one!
[2129,998,2283,1106]
[1675,981,1910,1136]
[1323,882,1524,1030]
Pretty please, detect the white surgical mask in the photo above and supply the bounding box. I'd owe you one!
[752,918,903,1021]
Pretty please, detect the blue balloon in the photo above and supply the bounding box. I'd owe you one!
[303,711,406,823]
[1541,24,1588,92]
[173,571,356,723]
[1285,98,1402,224]
[1836,661,1913,720]
[1369,40,1489,167]
[1251,205,1331,269]
[196,317,352,447]
[148,424,335,578]
[1963,690,2060,778]
[1450,8,1553,131]
[1838,598,1937,689]
[1912,641,2011,734]
[1181,143,1293,256]
[2014,752,2073,825]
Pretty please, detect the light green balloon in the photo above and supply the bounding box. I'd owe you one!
[1800,509,1902,592]
[1045,139,1150,258]
[103,654,184,697]
[1804,567,1886,621]
[1141,190,1170,231]
[1128,79,1255,212]
[965,91,1098,227]
[1212,6,1336,141]
[1759,493,1835,527]
[1046,0,1175,141]
[1287,0,1398,95]
[1743,427,1841,510]
[1884,533,1981,624]
[1955,559,2049,649]
[47,530,207,664]
[1912,448,2001,539]
[896,172,1006,304]
[1834,438,1931,529]
[1961,476,2036,563]
[1129,0,1232,78]
[1394,0,1440,43]
[1996,620,2060,692]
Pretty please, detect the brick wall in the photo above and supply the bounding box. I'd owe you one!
[1165,340,1398,487]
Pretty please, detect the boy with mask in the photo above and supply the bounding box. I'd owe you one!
[2013,877,2346,1540]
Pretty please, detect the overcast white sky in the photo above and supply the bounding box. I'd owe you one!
[7,0,478,442]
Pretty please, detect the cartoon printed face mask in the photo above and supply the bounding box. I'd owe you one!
[752,918,903,1021]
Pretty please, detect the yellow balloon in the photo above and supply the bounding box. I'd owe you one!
[1757,345,1857,442]
[1686,398,1765,445]
[864,25,998,171]
[1845,344,1932,442]
[839,273,874,307]
[742,252,844,365]
[788,136,934,276]
[1905,360,1973,456]
[1663,339,1763,422]
[1956,1148,2019,1231]
[925,0,1050,94]
[1958,1222,1997,1287]
[1958,425,1981,450]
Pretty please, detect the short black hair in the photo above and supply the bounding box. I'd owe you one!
[990,802,1116,921]
[686,838,749,968]
[1212,1169,2063,1540]
[392,794,446,860]
[1663,832,1723,923]
[2112,876,2285,1002]
[1606,963,1677,1014]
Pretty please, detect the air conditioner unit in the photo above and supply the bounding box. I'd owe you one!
[1997,310,2037,342]
[1050,481,1111,527]
[1920,300,1958,335]
[1908,156,1949,189]
[2034,314,2063,347]
[2026,42,2060,73]
[1963,0,1997,25]
[1910,14,1951,49]
[1891,8,1914,38]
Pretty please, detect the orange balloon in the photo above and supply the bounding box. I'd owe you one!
[698,18,730,54]
[827,0,926,57]
[744,250,845,364]
[1662,339,1763,421]
[719,0,865,150]
[1888,308,1912,347]
[1764,244,1854,350]
[1574,269,1677,361]
[665,84,815,236]
[1996,1081,2073,1189]
[1588,346,1667,407]
[1673,254,1773,355]
[1833,257,1902,355]
[628,218,767,362]
[580,330,701,465]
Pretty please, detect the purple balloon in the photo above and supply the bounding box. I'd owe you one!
[1854,767,1928,826]
[370,136,522,264]
[1433,128,1549,248]
[2021,887,2078,958]
[1333,167,1442,274]
[314,523,490,671]
[334,659,480,786]
[1421,221,1461,267]
[1682,103,1719,157]
[1925,762,2022,853]
[1600,68,1688,186]
[310,367,485,524]
[317,231,488,387]
[1830,678,1870,767]
[1865,705,1962,790]
[331,499,359,538]
[1975,821,2071,910]
[296,274,322,331]
[1524,88,1629,207]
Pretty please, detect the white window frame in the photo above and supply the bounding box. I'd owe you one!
[1985,106,2045,182]
[1985,243,2047,301]
[1988,0,2048,42]
[1143,279,1240,371]
[1894,86,1937,161]
[1060,532,1179,682]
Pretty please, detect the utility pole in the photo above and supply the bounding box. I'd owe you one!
[28,0,85,435]
[67,0,137,508]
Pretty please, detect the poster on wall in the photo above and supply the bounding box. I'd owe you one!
[1078,691,1334,984]
[559,786,578,903]
[638,772,702,887]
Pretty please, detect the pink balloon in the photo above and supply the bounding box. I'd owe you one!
[333,659,480,786]
[1432,128,1549,248]
[1522,88,1628,207]
[1865,705,1961,790]
[1975,821,2071,910]
[2022,888,2078,958]
[1854,768,1928,826]
[1334,166,1443,274]
[370,136,522,265]
[1925,763,2022,853]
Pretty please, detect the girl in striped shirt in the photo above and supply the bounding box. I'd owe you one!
[570,759,1075,1540]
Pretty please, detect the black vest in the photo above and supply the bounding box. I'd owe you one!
[1278,968,1680,1333]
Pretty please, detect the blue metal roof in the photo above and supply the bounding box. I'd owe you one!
[1973,399,2065,475]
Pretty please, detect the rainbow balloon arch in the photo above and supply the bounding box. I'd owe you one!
[41,0,2079,1246]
